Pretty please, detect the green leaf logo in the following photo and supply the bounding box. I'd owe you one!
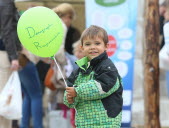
[95,0,126,7]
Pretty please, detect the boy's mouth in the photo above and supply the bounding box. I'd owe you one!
[89,51,98,55]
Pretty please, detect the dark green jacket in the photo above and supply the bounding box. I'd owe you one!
[64,52,123,128]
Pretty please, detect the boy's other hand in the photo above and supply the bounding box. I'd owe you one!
[66,87,77,97]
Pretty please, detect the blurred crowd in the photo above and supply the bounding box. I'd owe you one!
[0,1,83,128]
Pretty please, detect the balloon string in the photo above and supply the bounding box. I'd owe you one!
[52,56,77,115]
[52,56,68,87]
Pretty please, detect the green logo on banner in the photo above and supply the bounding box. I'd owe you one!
[95,0,126,7]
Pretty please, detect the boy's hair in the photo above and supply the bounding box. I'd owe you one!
[52,3,75,19]
[80,25,108,45]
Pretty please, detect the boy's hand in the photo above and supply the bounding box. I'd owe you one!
[66,87,77,97]
[66,94,74,104]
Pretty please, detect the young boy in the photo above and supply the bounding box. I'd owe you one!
[64,25,123,127]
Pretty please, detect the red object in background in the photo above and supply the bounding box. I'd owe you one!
[107,35,117,57]
[70,108,76,128]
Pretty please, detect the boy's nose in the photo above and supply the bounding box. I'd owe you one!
[89,44,95,49]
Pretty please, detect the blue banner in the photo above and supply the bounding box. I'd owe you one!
[85,0,138,127]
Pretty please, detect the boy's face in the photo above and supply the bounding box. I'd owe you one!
[81,36,108,60]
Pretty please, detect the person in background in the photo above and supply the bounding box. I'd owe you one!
[163,7,169,97]
[18,48,43,128]
[73,40,84,60]
[44,5,77,127]
[0,0,22,128]
[53,3,81,55]
[36,58,50,95]
[159,0,169,49]
[64,25,123,127]
[46,5,69,116]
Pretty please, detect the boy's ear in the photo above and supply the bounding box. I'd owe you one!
[105,43,109,50]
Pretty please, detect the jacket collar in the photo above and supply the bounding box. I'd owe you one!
[76,51,108,71]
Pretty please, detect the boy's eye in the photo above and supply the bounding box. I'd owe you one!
[95,42,101,45]
[84,43,90,46]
